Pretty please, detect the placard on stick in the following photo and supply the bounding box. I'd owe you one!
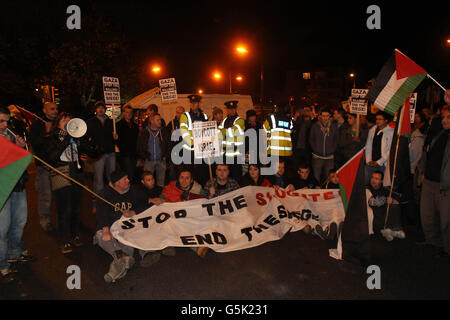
[102,76,121,105]
[350,89,368,115]
[192,121,221,160]
[159,78,178,103]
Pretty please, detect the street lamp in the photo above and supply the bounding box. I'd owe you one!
[349,73,356,88]
[198,89,203,94]
[152,65,161,74]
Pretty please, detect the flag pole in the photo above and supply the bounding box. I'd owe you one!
[33,155,125,214]
[427,74,447,92]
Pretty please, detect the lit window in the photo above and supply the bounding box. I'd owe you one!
[302,73,311,80]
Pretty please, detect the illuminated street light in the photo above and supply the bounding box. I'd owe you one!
[236,75,243,81]
[152,65,161,73]
[236,46,248,54]
[213,72,222,80]
[198,89,203,94]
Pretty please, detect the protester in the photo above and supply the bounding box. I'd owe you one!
[240,164,272,187]
[366,171,405,241]
[204,164,240,199]
[333,108,346,128]
[286,162,320,191]
[136,171,165,210]
[410,112,428,176]
[364,111,394,184]
[323,168,340,189]
[267,159,289,189]
[86,101,117,211]
[243,109,262,176]
[29,102,59,232]
[161,168,206,257]
[44,112,92,254]
[0,106,34,283]
[161,167,205,203]
[308,107,339,184]
[143,104,166,128]
[116,105,139,183]
[338,113,368,167]
[163,106,185,182]
[137,113,166,187]
[292,106,313,166]
[212,107,223,126]
[94,170,156,282]
[419,108,450,258]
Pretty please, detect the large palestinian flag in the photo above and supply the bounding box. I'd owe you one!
[0,135,33,210]
[334,149,370,263]
[366,49,427,115]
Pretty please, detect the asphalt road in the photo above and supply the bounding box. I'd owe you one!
[1,162,450,301]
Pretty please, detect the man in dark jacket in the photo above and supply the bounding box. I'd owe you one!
[308,107,339,184]
[137,113,167,187]
[86,101,117,207]
[29,102,58,231]
[116,105,139,183]
[162,106,185,182]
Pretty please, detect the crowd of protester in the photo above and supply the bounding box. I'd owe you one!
[0,89,449,283]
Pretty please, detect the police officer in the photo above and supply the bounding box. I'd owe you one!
[219,100,246,181]
[263,104,294,159]
[179,94,209,185]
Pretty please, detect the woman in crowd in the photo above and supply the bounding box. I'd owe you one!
[240,164,272,187]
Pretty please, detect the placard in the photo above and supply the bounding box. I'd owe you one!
[193,121,221,159]
[350,89,368,115]
[102,76,121,105]
[159,78,178,102]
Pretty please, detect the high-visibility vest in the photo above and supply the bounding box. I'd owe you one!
[218,115,245,157]
[179,110,208,151]
[263,114,293,157]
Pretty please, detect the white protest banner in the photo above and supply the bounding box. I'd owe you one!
[110,186,345,258]
[159,78,177,102]
[409,93,417,123]
[192,121,221,159]
[350,89,368,115]
[102,76,121,105]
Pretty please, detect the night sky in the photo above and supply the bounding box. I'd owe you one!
[1,0,449,106]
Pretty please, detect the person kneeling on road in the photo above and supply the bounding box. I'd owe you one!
[94,170,160,283]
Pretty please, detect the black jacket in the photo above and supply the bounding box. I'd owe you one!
[29,116,53,165]
[116,118,139,157]
[86,116,115,156]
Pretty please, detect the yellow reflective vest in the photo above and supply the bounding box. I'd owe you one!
[179,110,208,151]
[263,114,293,157]
[218,115,245,157]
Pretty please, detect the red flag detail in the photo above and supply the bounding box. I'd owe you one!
[337,149,365,202]
[395,49,426,80]
[0,136,32,170]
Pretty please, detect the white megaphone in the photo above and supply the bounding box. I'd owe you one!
[66,118,87,138]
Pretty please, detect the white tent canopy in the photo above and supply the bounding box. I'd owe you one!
[126,88,255,122]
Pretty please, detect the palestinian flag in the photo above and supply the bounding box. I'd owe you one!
[335,148,370,264]
[366,49,427,115]
[383,99,412,196]
[0,135,33,210]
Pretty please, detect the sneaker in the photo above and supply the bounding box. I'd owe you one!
[70,236,83,247]
[0,268,17,283]
[392,230,406,239]
[140,252,161,267]
[314,225,328,240]
[328,222,338,240]
[196,247,209,258]
[7,250,35,263]
[380,228,394,242]
[60,243,73,254]
[104,259,128,283]
[161,247,176,257]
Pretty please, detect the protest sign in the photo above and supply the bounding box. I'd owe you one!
[350,89,368,115]
[159,78,178,102]
[409,93,417,123]
[110,186,345,259]
[192,121,221,159]
[102,76,121,105]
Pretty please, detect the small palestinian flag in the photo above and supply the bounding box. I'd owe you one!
[0,135,33,210]
[366,49,427,115]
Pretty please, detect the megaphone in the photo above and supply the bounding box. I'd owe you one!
[66,118,87,138]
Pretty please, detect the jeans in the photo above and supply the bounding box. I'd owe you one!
[35,165,52,227]
[144,159,166,187]
[54,185,82,243]
[0,191,27,270]
[94,230,145,260]
[420,179,450,254]
[365,163,385,185]
[93,153,116,204]
[118,155,137,184]
[311,157,334,184]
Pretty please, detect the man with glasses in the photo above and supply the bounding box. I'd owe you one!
[364,112,394,184]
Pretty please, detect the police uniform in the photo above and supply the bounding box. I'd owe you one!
[219,100,246,180]
[179,94,209,184]
[263,110,294,158]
